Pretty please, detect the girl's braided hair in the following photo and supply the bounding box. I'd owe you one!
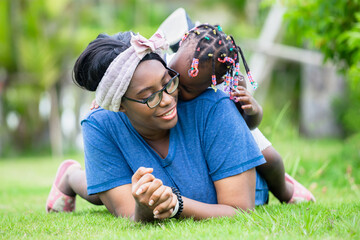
[179,24,258,92]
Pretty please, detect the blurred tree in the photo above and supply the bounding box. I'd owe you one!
[0,0,171,156]
[283,0,360,135]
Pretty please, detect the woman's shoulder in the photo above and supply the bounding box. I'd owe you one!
[81,107,126,126]
[197,89,229,102]
[179,89,229,107]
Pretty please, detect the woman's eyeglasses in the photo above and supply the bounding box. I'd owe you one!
[123,67,179,109]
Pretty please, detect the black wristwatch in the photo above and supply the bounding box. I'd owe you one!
[171,187,183,219]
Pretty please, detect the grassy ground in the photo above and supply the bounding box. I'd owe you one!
[1,135,359,239]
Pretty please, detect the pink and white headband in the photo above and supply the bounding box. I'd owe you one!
[95,31,169,112]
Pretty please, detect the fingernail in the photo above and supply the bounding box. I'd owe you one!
[136,188,143,195]
[153,210,159,215]
[149,200,154,206]
[154,215,159,219]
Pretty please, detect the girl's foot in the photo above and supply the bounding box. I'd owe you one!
[46,160,81,212]
[285,173,316,204]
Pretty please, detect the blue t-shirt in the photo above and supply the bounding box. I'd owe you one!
[81,89,268,205]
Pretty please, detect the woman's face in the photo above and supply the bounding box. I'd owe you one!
[121,60,178,136]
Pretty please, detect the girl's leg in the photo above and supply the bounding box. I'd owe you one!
[256,146,293,202]
[58,163,103,205]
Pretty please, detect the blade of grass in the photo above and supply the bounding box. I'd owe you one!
[270,101,291,141]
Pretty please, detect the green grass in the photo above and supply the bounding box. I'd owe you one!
[1,135,359,239]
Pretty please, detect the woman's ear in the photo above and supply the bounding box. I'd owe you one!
[119,102,126,112]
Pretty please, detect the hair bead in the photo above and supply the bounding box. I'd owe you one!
[247,72,258,89]
[238,46,258,89]
[188,58,199,77]
[211,75,217,92]
[217,56,234,65]
[179,32,189,46]
[184,24,255,96]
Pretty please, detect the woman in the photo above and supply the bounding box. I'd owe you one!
[46,31,268,222]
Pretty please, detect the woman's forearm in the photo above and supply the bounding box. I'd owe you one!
[180,197,253,220]
[180,169,256,220]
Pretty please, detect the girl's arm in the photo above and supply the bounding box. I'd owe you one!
[231,85,263,130]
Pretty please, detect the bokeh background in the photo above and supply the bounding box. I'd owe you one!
[0,0,359,158]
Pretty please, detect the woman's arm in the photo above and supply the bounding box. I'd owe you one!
[180,168,256,220]
[98,167,177,222]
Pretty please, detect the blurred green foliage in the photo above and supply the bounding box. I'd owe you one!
[0,0,170,152]
[1,0,359,156]
[283,0,360,135]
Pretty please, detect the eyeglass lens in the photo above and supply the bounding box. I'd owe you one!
[147,71,179,108]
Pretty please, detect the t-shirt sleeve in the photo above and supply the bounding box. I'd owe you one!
[81,116,133,195]
[202,98,266,182]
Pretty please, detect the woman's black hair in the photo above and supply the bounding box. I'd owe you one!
[73,32,166,92]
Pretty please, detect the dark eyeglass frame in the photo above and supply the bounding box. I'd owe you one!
[123,67,179,109]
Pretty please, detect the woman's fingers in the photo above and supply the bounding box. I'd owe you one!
[148,183,170,206]
[154,192,178,219]
[135,182,152,195]
[154,209,173,219]
[145,179,164,205]
[132,167,153,184]
[153,188,174,213]
[132,173,155,195]
[133,177,164,208]
[132,167,155,198]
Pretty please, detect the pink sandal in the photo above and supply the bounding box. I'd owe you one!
[46,160,81,213]
[285,173,316,204]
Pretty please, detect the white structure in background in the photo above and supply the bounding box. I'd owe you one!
[39,92,51,120]
[6,112,20,131]
[61,89,76,138]
[246,4,344,137]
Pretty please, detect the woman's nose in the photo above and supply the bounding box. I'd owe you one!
[159,90,175,107]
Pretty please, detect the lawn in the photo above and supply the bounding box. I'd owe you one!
[1,135,359,239]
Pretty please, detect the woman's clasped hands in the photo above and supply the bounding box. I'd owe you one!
[131,167,178,221]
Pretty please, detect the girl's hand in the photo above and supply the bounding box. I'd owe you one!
[230,86,262,116]
[90,99,99,110]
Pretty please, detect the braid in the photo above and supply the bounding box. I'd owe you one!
[237,45,258,89]
[179,23,258,93]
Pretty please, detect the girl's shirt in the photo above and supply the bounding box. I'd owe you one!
[82,89,268,205]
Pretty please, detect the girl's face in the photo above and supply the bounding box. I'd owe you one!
[121,60,178,137]
[169,42,212,101]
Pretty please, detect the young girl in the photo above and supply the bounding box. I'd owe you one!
[167,23,315,203]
